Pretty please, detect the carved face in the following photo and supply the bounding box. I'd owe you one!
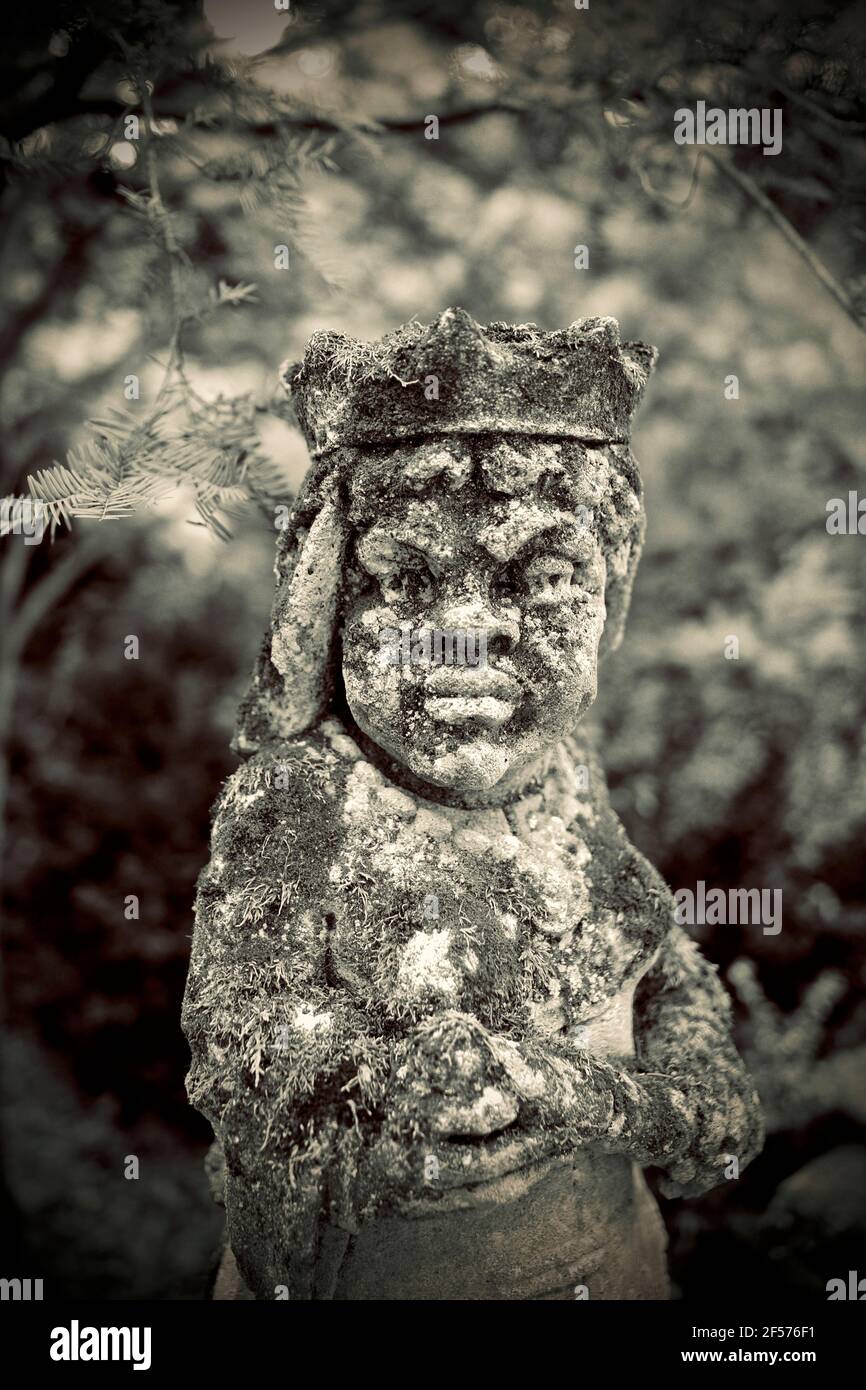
[340,440,612,794]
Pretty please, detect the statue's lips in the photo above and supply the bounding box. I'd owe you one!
[424,668,520,700]
[422,667,517,733]
[425,695,515,730]
[423,667,521,729]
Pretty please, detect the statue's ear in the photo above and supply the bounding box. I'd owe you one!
[270,491,346,715]
[233,477,347,753]
[599,508,645,660]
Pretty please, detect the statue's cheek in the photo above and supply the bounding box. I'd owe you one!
[520,601,604,664]
[343,660,407,727]
[342,607,402,678]
[566,593,607,651]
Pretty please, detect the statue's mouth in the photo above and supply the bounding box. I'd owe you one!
[425,695,516,730]
[423,667,521,730]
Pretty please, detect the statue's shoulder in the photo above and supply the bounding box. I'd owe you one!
[216,719,362,813]
[558,731,673,939]
[203,721,366,887]
[194,722,373,943]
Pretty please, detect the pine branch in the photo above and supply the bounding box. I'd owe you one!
[3,46,464,540]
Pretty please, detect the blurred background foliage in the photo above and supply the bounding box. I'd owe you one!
[1,0,865,1298]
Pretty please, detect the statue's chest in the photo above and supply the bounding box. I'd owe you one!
[324,764,660,1032]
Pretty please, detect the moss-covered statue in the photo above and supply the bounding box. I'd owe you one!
[181,308,764,1300]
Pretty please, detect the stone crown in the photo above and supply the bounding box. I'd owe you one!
[283,307,657,457]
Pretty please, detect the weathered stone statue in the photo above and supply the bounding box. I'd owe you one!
[182,309,764,1300]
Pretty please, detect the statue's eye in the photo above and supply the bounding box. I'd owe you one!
[356,535,435,607]
[381,563,433,606]
[523,557,574,604]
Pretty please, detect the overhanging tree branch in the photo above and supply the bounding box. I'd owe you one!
[705,147,865,336]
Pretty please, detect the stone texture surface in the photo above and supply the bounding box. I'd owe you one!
[182,310,764,1299]
[283,308,657,455]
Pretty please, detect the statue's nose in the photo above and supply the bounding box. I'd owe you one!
[437,578,520,659]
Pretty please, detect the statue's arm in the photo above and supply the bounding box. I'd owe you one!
[598,924,765,1194]
[180,765,390,1297]
[463,926,763,1197]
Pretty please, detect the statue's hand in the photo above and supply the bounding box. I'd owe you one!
[395,1020,623,1144]
[392,1012,520,1140]
[493,1040,620,1144]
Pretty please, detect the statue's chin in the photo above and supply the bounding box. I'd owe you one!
[346,703,545,796]
[418,739,512,792]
